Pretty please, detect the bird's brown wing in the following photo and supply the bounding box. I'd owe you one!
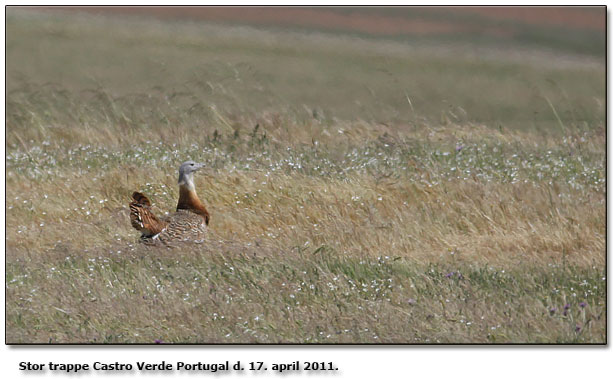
[148,210,208,245]
[129,191,168,237]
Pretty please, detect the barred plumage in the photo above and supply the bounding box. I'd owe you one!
[129,161,210,245]
[144,209,207,245]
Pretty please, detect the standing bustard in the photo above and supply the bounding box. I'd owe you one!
[129,161,210,244]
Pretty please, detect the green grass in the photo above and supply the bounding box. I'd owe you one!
[6,8,604,139]
[5,8,606,344]
[6,247,605,343]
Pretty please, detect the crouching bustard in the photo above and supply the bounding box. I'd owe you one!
[129,161,210,245]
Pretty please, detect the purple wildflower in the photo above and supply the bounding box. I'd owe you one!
[455,144,464,152]
[562,304,571,316]
[549,307,557,315]
[575,325,582,333]
[445,271,463,280]
[407,298,417,305]
[579,302,586,309]
[154,339,163,344]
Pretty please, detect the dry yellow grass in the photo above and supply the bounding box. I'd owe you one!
[6,124,606,343]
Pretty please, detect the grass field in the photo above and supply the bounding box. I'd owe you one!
[5,8,606,343]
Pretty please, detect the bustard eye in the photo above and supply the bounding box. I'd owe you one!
[190,163,194,166]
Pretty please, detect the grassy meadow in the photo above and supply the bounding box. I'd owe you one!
[5,8,606,343]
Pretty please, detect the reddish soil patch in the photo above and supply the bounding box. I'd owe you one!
[452,6,605,32]
[37,6,492,36]
[29,6,604,38]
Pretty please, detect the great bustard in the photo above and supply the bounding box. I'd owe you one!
[129,161,210,244]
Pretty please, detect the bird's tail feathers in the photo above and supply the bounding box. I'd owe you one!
[132,191,151,206]
[129,192,167,237]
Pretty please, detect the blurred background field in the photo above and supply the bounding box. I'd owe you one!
[5,7,606,343]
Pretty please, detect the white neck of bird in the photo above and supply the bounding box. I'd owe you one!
[178,172,195,192]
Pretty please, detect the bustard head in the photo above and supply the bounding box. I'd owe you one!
[178,160,204,190]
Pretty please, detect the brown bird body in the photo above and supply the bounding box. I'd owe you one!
[129,161,209,245]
